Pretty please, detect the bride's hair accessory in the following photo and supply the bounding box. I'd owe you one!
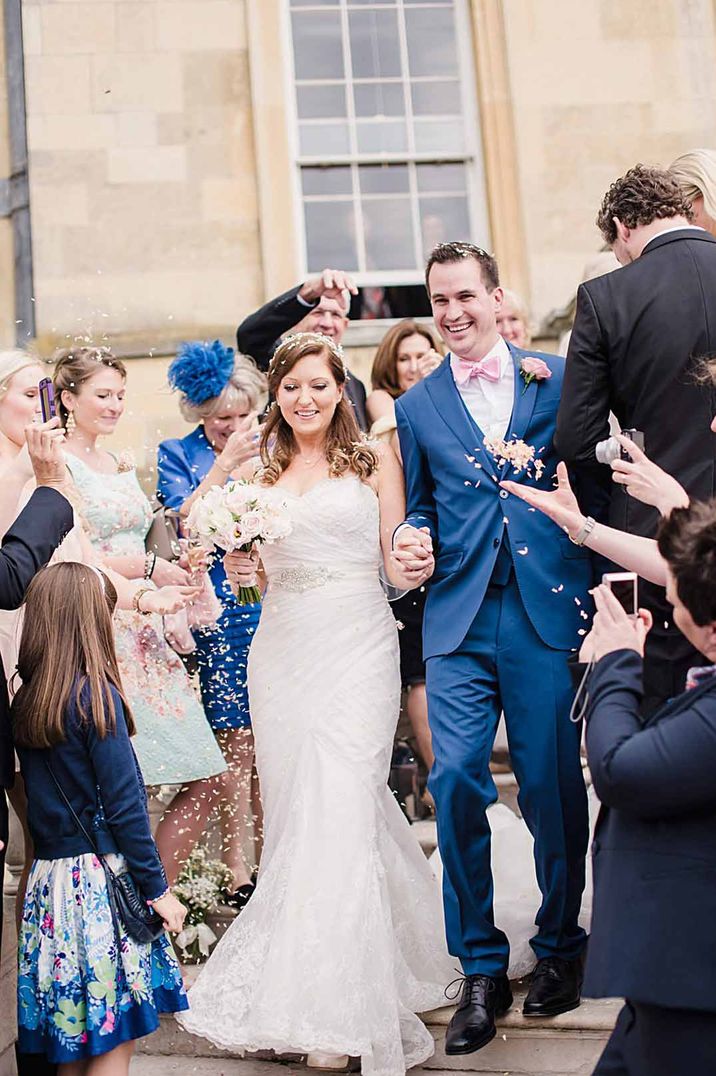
[168,340,235,406]
[270,332,347,377]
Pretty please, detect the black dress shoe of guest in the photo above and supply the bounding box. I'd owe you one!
[522,956,583,1017]
[444,974,513,1055]
[222,881,255,911]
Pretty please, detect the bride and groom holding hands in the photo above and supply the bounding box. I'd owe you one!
[179,241,593,1075]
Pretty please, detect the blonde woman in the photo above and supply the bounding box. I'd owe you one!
[53,346,228,886]
[669,148,716,237]
[496,288,531,349]
[158,340,268,908]
[0,350,199,927]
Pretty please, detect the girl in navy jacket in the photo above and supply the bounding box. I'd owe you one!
[12,562,188,1070]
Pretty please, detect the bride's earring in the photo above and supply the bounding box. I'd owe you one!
[65,410,76,434]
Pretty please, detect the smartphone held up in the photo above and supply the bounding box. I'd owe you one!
[38,378,56,423]
[602,571,638,618]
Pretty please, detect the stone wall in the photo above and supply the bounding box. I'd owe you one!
[0,896,17,1076]
[501,0,716,319]
[13,0,716,370]
[22,0,262,345]
[0,12,17,350]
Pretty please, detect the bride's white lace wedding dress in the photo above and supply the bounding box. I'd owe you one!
[178,475,454,1076]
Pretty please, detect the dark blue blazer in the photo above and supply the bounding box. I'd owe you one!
[1,487,73,790]
[16,684,167,901]
[395,347,592,658]
[584,649,716,1012]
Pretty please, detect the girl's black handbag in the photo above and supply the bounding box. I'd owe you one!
[45,761,165,944]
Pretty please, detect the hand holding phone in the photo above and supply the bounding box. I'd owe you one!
[38,378,56,423]
[602,571,638,619]
[586,575,652,663]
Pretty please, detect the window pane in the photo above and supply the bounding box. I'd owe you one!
[363,197,416,270]
[359,163,409,194]
[291,0,338,7]
[297,83,347,120]
[416,162,466,193]
[356,118,407,154]
[405,9,458,78]
[413,117,464,154]
[299,121,351,156]
[302,166,353,197]
[304,200,359,272]
[291,12,345,80]
[346,0,395,5]
[353,81,405,118]
[349,10,401,79]
[419,195,471,257]
[411,79,461,116]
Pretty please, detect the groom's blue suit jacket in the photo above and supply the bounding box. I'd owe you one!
[395,347,593,659]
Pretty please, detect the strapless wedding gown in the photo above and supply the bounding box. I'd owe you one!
[179,476,454,1076]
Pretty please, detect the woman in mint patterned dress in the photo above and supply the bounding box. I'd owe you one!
[14,562,188,1070]
[53,347,226,886]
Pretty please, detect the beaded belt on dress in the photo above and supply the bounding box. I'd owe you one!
[269,564,345,593]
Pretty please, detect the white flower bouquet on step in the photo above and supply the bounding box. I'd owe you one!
[185,480,292,605]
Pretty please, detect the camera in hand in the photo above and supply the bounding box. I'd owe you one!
[595,428,644,466]
[602,571,638,618]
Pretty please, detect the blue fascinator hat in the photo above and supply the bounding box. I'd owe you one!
[168,340,235,406]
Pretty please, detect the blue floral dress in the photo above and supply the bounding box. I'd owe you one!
[17,852,187,1062]
[66,451,226,785]
[157,427,261,730]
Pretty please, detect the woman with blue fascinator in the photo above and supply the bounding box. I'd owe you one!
[158,340,268,909]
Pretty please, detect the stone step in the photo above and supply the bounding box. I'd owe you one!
[137,969,619,1075]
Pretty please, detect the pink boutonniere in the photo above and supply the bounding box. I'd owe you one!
[520,357,552,394]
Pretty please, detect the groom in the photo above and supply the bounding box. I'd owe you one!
[394,242,591,1054]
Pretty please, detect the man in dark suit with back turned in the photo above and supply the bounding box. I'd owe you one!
[555,164,716,713]
[237,268,369,431]
[1,421,73,959]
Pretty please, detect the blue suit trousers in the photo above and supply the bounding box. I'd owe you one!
[426,573,589,976]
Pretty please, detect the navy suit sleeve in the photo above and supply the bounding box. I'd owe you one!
[0,487,73,610]
[586,649,716,818]
[395,399,438,542]
[157,440,194,512]
[85,689,167,899]
[237,286,311,371]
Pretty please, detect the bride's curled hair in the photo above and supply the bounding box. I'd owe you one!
[259,333,380,485]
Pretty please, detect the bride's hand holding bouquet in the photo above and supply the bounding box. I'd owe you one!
[185,479,292,605]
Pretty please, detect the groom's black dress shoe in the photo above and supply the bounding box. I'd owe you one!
[522,956,583,1017]
[444,974,513,1055]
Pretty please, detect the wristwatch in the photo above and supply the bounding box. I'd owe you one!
[568,516,596,546]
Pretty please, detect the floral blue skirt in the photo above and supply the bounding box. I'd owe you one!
[17,853,188,1063]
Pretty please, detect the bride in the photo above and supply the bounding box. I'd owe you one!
[177,332,455,1075]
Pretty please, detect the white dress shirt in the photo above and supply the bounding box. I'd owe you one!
[641,225,706,252]
[451,335,515,442]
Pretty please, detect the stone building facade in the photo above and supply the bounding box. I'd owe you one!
[0,1,715,473]
[1,5,716,1068]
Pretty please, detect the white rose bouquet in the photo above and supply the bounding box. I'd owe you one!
[185,480,292,605]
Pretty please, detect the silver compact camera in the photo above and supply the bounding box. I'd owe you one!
[595,428,644,466]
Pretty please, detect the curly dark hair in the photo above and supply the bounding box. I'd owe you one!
[596,164,693,245]
[657,500,716,626]
[425,241,500,292]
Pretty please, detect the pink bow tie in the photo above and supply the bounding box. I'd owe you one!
[451,354,502,387]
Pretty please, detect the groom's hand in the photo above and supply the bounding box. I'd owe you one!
[391,522,430,568]
[392,525,434,579]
